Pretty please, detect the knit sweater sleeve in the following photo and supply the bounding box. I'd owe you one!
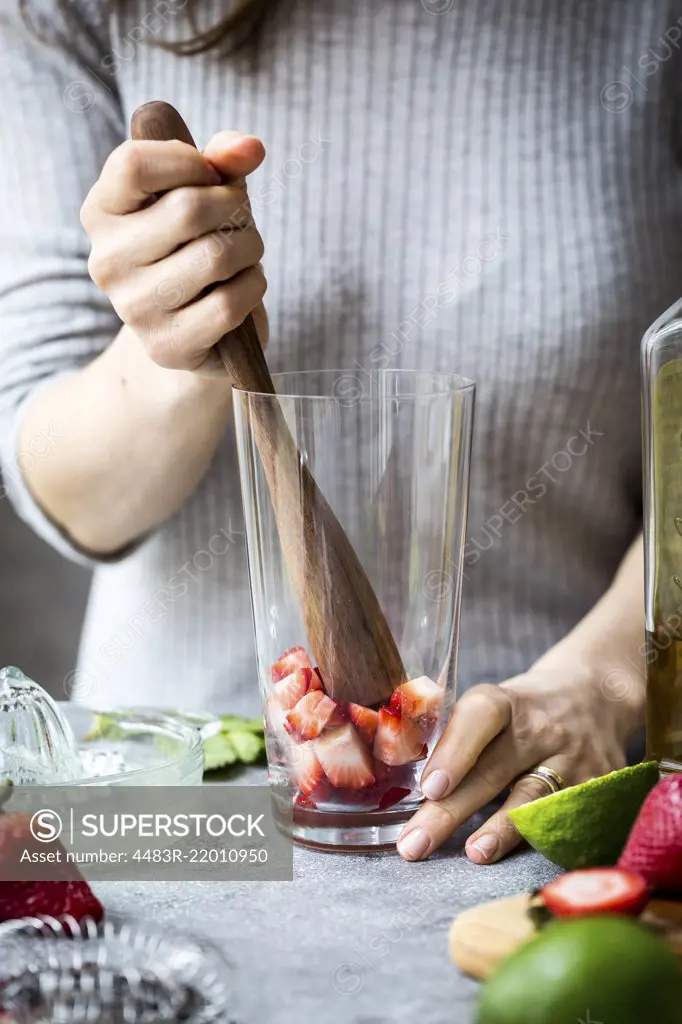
[0,2,125,566]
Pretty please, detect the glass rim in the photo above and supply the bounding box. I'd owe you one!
[232,367,476,400]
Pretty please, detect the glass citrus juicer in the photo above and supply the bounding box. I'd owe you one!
[0,666,204,786]
[642,298,682,775]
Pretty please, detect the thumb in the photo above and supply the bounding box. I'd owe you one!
[203,131,266,180]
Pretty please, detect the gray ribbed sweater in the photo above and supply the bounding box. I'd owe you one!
[2,0,682,714]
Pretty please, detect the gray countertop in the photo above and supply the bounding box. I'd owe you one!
[95,768,560,1024]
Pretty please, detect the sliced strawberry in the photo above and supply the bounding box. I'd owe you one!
[316,723,376,789]
[541,868,650,918]
[295,792,318,808]
[378,786,412,811]
[271,667,315,710]
[389,676,443,721]
[309,669,324,693]
[328,702,349,728]
[313,666,327,691]
[374,707,426,766]
[373,760,414,788]
[294,779,334,809]
[348,703,379,745]
[289,740,324,797]
[329,768,416,810]
[285,691,339,742]
[271,646,312,683]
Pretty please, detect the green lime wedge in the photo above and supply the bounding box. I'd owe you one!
[508,761,660,870]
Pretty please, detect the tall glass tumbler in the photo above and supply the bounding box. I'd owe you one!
[234,369,475,850]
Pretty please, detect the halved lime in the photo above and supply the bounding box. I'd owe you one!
[508,761,659,869]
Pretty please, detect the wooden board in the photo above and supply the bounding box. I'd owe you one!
[449,893,682,980]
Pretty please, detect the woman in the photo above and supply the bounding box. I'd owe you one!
[0,0,679,864]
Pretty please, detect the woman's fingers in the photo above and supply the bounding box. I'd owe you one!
[91,184,254,272]
[148,226,264,309]
[419,684,512,802]
[133,184,254,264]
[84,140,221,219]
[81,130,268,376]
[203,131,266,179]
[143,265,267,371]
[465,760,570,865]
[397,725,542,862]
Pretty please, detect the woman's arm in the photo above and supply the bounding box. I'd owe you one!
[532,532,645,726]
[19,127,268,555]
[398,532,646,863]
[0,12,266,558]
[18,325,236,554]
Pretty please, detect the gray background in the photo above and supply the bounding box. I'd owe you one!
[0,495,89,699]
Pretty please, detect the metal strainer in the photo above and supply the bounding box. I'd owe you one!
[0,914,235,1022]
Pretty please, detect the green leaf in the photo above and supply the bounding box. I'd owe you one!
[203,733,239,772]
[219,715,264,734]
[84,710,266,775]
[225,730,264,764]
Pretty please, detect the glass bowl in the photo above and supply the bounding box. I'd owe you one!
[55,704,205,786]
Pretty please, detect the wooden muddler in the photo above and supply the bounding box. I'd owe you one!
[131,102,406,705]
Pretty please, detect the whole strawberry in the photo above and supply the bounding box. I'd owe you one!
[618,774,682,894]
[0,879,103,923]
[0,811,103,924]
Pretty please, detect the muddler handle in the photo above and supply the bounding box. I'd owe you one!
[130,101,273,395]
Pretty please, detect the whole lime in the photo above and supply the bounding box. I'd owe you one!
[476,915,680,1024]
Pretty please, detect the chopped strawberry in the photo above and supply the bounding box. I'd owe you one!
[309,669,324,693]
[329,701,349,725]
[316,723,376,789]
[294,779,334,808]
[618,775,682,893]
[378,786,412,810]
[374,707,426,766]
[374,760,414,787]
[295,792,317,808]
[271,646,312,683]
[330,772,415,810]
[541,868,650,918]
[285,691,339,742]
[289,741,325,797]
[271,667,315,710]
[313,666,327,691]
[389,676,443,721]
[348,703,379,745]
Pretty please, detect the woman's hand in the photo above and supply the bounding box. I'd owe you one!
[397,661,643,864]
[81,132,268,377]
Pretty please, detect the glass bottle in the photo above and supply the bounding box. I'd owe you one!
[642,298,682,775]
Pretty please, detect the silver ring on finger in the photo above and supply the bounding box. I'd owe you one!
[515,764,565,797]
